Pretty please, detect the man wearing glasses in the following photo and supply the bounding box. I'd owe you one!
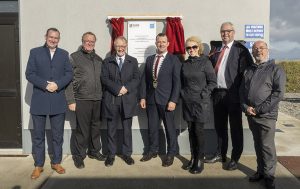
[101,36,140,167]
[205,22,253,171]
[65,32,106,169]
[240,41,285,189]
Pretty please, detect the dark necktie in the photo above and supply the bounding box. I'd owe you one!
[154,55,162,78]
[119,57,123,71]
[214,45,228,73]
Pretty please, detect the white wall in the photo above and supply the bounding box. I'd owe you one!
[20,0,269,150]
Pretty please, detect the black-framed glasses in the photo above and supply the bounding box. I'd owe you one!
[221,29,234,33]
[253,47,268,51]
[186,45,198,50]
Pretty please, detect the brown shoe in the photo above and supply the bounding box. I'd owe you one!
[31,167,44,179]
[51,164,65,174]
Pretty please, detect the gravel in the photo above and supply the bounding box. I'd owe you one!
[279,93,300,120]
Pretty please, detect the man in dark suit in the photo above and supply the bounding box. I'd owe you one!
[140,33,181,167]
[101,36,140,167]
[25,28,73,179]
[205,22,253,170]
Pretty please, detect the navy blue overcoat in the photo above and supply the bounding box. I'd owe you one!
[26,45,73,115]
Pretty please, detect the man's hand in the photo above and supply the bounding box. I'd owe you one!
[118,86,128,96]
[46,81,58,92]
[140,99,146,109]
[68,103,76,111]
[167,101,176,111]
[246,106,256,116]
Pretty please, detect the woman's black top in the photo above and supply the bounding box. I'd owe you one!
[181,55,217,122]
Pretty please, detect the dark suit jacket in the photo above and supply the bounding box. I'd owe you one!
[26,45,73,115]
[140,53,182,105]
[210,41,253,103]
[101,54,140,119]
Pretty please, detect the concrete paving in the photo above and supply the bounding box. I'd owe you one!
[1,112,300,189]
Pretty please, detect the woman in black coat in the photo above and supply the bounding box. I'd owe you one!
[181,36,217,174]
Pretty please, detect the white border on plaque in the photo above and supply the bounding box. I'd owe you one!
[128,21,157,63]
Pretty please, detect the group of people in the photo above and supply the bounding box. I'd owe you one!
[26,21,285,189]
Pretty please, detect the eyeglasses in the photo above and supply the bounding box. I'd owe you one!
[253,47,268,51]
[83,40,96,44]
[186,45,198,50]
[221,30,234,33]
[115,45,126,49]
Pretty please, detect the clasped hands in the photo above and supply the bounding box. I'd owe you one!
[46,81,58,93]
[118,86,128,96]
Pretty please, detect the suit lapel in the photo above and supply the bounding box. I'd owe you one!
[43,46,52,62]
[149,55,155,69]
[157,53,169,79]
[227,42,235,62]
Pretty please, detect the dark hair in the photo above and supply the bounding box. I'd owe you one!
[156,33,168,41]
[45,27,60,37]
[82,31,97,42]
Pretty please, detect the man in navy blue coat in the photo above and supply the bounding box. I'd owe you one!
[26,28,73,179]
[101,36,140,167]
[140,33,181,167]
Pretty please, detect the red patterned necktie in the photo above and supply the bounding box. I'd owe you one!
[154,55,162,78]
[214,46,228,73]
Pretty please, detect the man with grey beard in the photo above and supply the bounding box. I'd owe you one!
[240,40,286,189]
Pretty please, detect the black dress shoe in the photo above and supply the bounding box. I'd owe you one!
[189,159,204,174]
[123,155,135,165]
[265,176,275,189]
[249,172,264,182]
[88,153,106,161]
[204,154,226,163]
[105,157,115,167]
[73,156,85,169]
[226,160,238,170]
[162,155,174,167]
[140,153,158,162]
[183,158,194,170]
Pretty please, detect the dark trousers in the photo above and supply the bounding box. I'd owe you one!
[71,100,102,160]
[107,104,133,157]
[248,116,277,177]
[213,90,243,161]
[188,121,205,159]
[31,113,65,167]
[146,103,178,156]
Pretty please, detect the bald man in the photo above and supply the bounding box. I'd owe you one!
[240,40,286,189]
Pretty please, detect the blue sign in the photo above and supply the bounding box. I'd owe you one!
[245,25,264,38]
[244,41,255,54]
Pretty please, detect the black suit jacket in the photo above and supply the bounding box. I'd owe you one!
[140,53,182,105]
[101,54,140,118]
[210,41,253,103]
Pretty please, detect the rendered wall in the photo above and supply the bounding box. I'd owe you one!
[20,0,270,154]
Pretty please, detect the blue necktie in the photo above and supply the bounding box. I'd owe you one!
[119,57,123,71]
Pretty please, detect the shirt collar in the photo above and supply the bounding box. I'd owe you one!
[116,55,125,62]
[156,51,168,58]
[222,40,234,49]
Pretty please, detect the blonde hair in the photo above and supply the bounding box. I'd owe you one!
[185,36,204,55]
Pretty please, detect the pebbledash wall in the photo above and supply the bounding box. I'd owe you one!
[20,0,270,154]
